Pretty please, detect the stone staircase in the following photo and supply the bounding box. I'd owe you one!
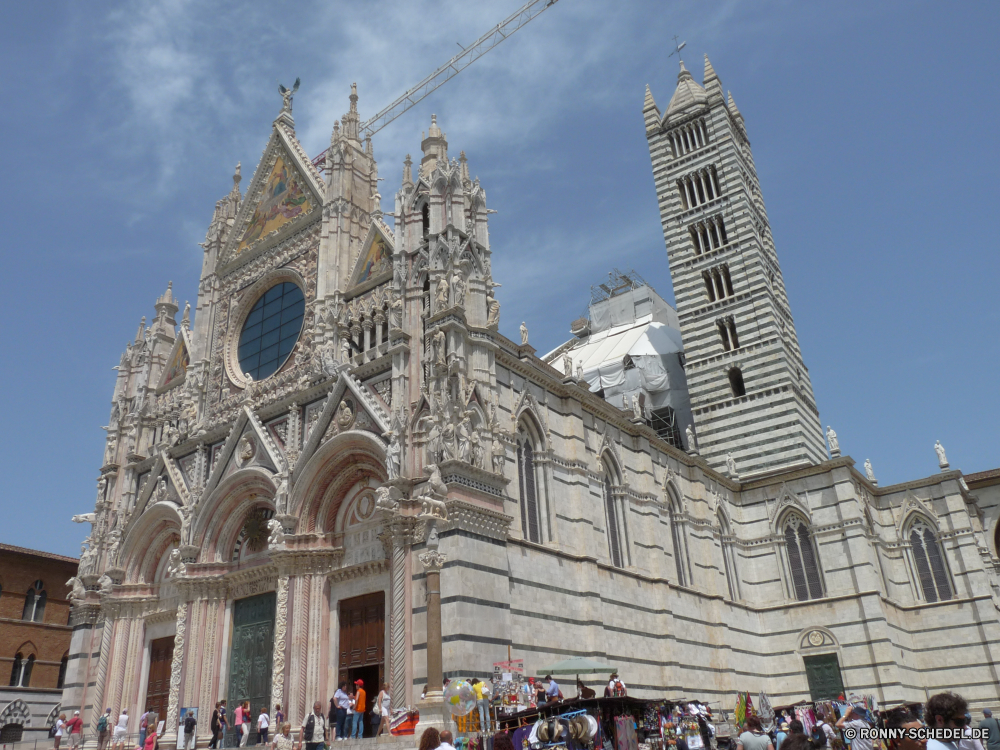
[330,735,417,750]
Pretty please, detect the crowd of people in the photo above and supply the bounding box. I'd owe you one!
[734,693,1000,750]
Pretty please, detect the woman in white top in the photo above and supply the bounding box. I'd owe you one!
[376,684,391,737]
[54,713,67,750]
[258,708,270,744]
[272,722,294,750]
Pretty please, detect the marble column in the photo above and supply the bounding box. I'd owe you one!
[164,602,188,746]
[271,576,289,714]
[417,548,446,696]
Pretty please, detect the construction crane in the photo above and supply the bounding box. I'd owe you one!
[314,0,560,166]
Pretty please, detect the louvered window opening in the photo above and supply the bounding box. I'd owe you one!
[717,316,740,351]
[517,439,540,544]
[604,474,623,568]
[785,520,823,601]
[910,525,952,602]
[669,119,709,157]
[703,265,735,302]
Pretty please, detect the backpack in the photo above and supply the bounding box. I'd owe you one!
[810,723,826,748]
[184,716,197,734]
[49,725,58,739]
[305,714,316,740]
[98,715,109,733]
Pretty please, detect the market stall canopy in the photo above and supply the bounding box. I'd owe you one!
[538,657,617,674]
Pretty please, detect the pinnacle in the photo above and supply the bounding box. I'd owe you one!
[643,84,658,112]
[703,54,719,85]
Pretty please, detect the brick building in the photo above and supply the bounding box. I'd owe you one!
[0,544,78,743]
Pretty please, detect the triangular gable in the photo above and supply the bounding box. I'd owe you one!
[157,328,192,392]
[349,222,395,289]
[203,405,286,496]
[219,124,324,269]
[292,372,391,484]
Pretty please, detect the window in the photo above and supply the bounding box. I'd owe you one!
[668,497,687,586]
[703,265,735,302]
[718,316,739,352]
[516,435,541,544]
[57,654,68,689]
[689,216,729,256]
[669,118,709,157]
[784,516,823,601]
[909,522,953,602]
[237,282,305,381]
[22,581,45,622]
[421,203,430,238]
[8,654,33,688]
[649,406,683,449]
[728,367,746,397]
[677,166,721,210]
[603,471,623,568]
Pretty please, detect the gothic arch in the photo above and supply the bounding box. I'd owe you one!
[515,414,546,544]
[780,511,824,601]
[11,641,37,658]
[0,700,31,726]
[599,451,629,568]
[132,528,180,585]
[119,501,182,582]
[194,468,276,559]
[770,483,811,532]
[666,483,689,586]
[512,392,547,443]
[897,492,938,537]
[718,506,740,600]
[902,514,954,603]
[289,430,387,533]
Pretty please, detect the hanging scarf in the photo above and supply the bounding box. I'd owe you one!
[735,693,748,728]
[758,693,775,733]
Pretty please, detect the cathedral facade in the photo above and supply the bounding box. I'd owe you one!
[63,59,1000,742]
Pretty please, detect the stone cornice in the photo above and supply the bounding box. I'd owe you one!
[443,499,512,541]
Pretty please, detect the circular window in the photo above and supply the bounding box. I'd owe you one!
[238,282,305,380]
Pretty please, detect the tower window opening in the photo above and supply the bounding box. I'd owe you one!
[703,271,716,302]
[728,367,746,397]
[723,265,735,296]
[421,203,430,238]
[718,320,731,351]
[727,317,740,349]
[713,269,726,299]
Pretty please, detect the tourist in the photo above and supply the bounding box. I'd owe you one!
[274,705,285,727]
[234,703,245,748]
[787,721,804,737]
[183,710,197,750]
[219,701,228,749]
[143,713,159,750]
[736,717,774,750]
[780,735,813,750]
[242,702,252,747]
[607,673,626,697]
[439,730,457,750]
[418,727,441,750]
[54,713,66,750]
[576,678,595,700]
[884,706,927,750]
[966,714,986,750]
[139,709,150,750]
[353,680,366,739]
[210,704,222,750]
[332,682,350,741]
[544,675,561,704]
[97,708,113,750]
[812,709,836,748]
[299,701,328,750]
[980,709,1000,750]
[776,723,788,750]
[472,678,491,732]
[112,709,129,750]
[837,705,873,750]
[258,707,270,745]
[376,684,391,737]
[345,688,358,740]
[66,710,84,749]
[272,723,293,750]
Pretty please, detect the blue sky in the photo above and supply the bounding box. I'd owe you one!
[1,0,997,558]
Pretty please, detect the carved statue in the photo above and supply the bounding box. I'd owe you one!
[386,431,401,480]
[520,321,529,346]
[178,504,193,546]
[576,361,584,381]
[165,548,186,578]
[274,474,290,515]
[426,421,442,464]
[104,434,117,464]
[375,485,400,513]
[685,424,697,454]
[491,435,505,474]
[267,518,286,548]
[98,574,113,595]
[66,577,86,603]
[563,355,573,378]
[336,400,354,430]
[452,269,466,307]
[631,394,642,420]
[486,296,500,329]
[935,440,948,467]
[424,463,448,498]
[432,329,446,365]
[441,419,456,460]
[154,476,169,503]
[72,513,97,525]
[435,276,450,312]
[457,415,472,462]
[864,459,876,483]
[390,296,403,329]
[341,336,353,363]
[470,431,484,469]
[106,528,122,566]
[726,452,737,478]
[278,77,300,113]
[826,426,839,454]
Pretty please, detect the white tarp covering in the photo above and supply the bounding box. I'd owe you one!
[571,319,683,393]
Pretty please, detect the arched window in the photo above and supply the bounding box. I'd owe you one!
[57,654,68,689]
[728,367,746,397]
[668,494,687,586]
[516,433,541,544]
[783,516,823,601]
[8,653,33,688]
[421,203,430,238]
[22,581,45,622]
[604,472,622,568]
[719,511,741,601]
[909,522,952,602]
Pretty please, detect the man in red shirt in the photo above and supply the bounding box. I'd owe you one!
[65,711,84,750]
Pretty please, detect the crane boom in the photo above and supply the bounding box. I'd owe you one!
[360,0,559,138]
[312,0,560,168]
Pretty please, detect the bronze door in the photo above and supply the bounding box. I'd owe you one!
[227,593,276,729]
[145,636,175,718]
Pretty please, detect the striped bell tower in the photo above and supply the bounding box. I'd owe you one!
[644,56,826,477]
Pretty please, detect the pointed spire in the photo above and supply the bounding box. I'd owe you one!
[459,151,470,186]
[420,114,448,177]
[703,54,719,86]
[663,60,708,124]
[643,84,661,131]
[402,154,413,188]
[342,83,360,141]
[703,54,723,100]
[182,302,191,329]
[727,90,744,122]
[135,316,147,344]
